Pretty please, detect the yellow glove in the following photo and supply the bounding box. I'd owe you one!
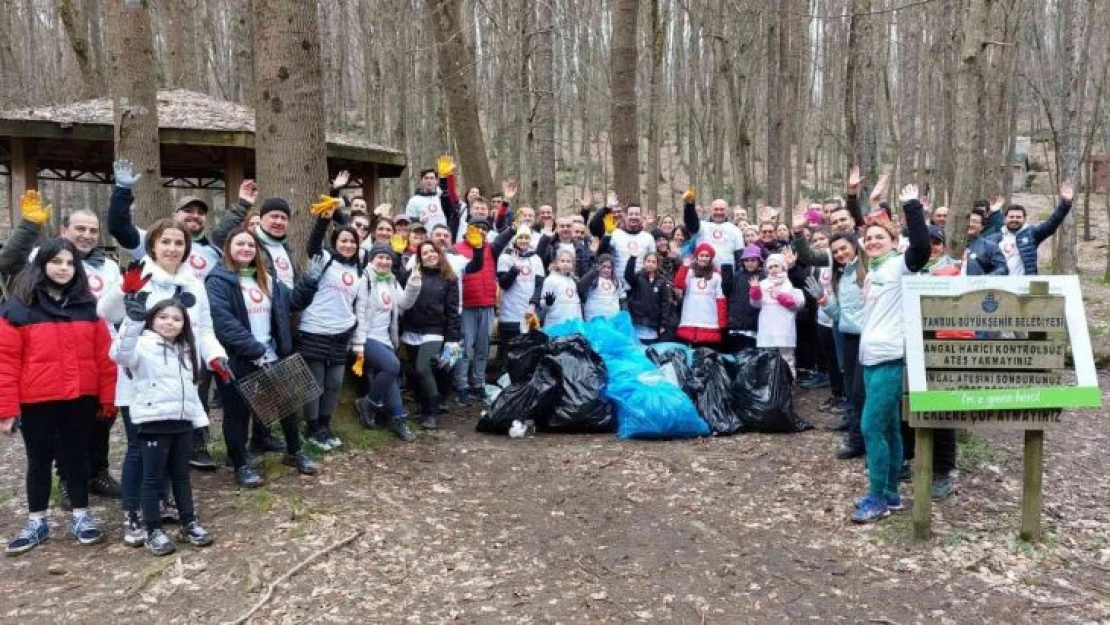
[310,195,341,217]
[390,234,407,254]
[351,354,364,377]
[436,155,456,178]
[603,212,617,235]
[466,224,485,248]
[20,191,51,226]
[682,186,697,204]
[525,313,540,331]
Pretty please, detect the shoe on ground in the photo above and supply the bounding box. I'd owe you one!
[835,443,865,460]
[122,512,147,548]
[469,386,488,401]
[354,397,381,430]
[851,495,891,524]
[455,390,470,407]
[58,480,73,512]
[282,452,319,475]
[932,475,956,501]
[324,426,342,449]
[6,517,48,556]
[853,493,903,511]
[88,468,122,498]
[250,431,285,454]
[188,446,220,471]
[145,528,176,557]
[235,465,265,489]
[418,414,439,430]
[180,521,213,547]
[389,418,415,442]
[435,400,448,415]
[71,514,104,545]
[305,427,333,452]
[801,374,830,390]
[225,452,262,469]
[819,396,839,410]
[160,500,180,525]
[899,462,912,483]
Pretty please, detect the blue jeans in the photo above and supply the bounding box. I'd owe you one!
[364,339,405,418]
[453,307,493,391]
[861,360,905,498]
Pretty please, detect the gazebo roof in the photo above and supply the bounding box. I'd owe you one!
[0,89,406,186]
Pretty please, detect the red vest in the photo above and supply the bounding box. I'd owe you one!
[453,242,497,308]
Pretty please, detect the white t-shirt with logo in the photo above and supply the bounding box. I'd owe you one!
[609,229,655,286]
[859,253,913,366]
[299,255,359,335]
[240,275,278,363]
[405,193,445,230]
[583,277,622,320]
[539,273,583,327]
[366,279,397,347]
[678,271,723,329]
[497,253,545,323]
[696,220,743,267]
[265,242,295,289]
[999,230,1024,276]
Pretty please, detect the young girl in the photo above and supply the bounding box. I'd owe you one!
[0,238,116,555]
[851,185,929,523]
[532,249,583,328]
[724,245,764,352]
[111,299,213,556]
[673,243,727,347]
[624,251,674,344]
[579,254,624,321]
[99,219,227,547]
[497,227,545,344]
[749,254,804,376]
[206,228,318,488]
[352,245,419,442]
[297,209,363,452]
[401,242,461,430]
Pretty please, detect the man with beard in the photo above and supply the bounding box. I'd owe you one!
[985,181,1073,276]
[589,203,654,287]
[683,191,744,275]
[212,181,299,289]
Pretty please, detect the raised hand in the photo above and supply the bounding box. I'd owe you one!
[310,194,341,218]
[502,178,519,200]
[124,291,151,322]
[682,186,697,204]
[543,292,557,307]
[848,165,862,193]
[437,155,456,178]
[870,173,889,203]
[333,170,351,189]
[239,179,259,204]
[989,194,1005,213]
[791,197,808,231]
[1059,180,1074,203]
[19,190,51,226]
[580,188,594,209]
[121,261,151,295]
[783,246,797,268]
[113,159,141,189]
[749,276,760,288]
[804,275,824,300]
[898,184,919,204]
[306,254,329,282]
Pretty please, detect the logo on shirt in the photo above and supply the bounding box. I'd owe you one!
[88,274,103,294]
[628,241,640,254]
[189,254,207,270]
[426,204,439,215]
[380,291,393,310]
[275,256,290,272]
[565,287,575,299]
[341,272,355,286]
[1002,242,1016,256]
[519,264,532,277]
[600,280,614,294]
[712,229,724,240]
[246,286,264,304]
[697,279,707,290]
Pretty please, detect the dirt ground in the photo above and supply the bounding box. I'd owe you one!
[0,191,1108,624]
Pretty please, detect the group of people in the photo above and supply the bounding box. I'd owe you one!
[0,155,1075,561]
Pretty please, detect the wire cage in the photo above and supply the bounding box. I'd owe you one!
[234,354,323,425]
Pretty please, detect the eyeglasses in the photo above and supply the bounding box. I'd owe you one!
[354,224,370,230]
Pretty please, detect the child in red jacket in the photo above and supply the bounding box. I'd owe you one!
[0,238,117,556]
[674,243,727,347]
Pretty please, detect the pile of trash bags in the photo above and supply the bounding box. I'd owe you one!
[477,312,812,438]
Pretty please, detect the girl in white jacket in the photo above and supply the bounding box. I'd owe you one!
[748,253,804,376]
[111,298,213,557]
[533,249,583,328]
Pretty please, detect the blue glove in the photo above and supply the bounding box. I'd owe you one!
[113,159,141,189]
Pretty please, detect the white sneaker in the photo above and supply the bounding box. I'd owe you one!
[122,512,147,548]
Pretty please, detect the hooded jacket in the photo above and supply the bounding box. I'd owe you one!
[400,267,461,342]
[110,320,207,428]
[624,257,675,336]
[205,265,294,376]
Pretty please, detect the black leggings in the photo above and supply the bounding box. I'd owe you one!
[54,412,114,480]
[21,397,97,512]
[139,429,196,530]
[901,425,957,477]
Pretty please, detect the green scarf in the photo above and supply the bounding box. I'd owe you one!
[868,251,897,271]
[256,228,284,246]
[239,267,256,278]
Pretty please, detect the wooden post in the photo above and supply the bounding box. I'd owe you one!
[9,138,37,223]
[1020,280,1049,542]
[224,148,245,210]
[913,428,934,540]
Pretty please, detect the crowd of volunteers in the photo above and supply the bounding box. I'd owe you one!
[0,155,1075,557]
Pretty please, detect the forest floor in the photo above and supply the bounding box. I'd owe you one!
[0,192,1108,624]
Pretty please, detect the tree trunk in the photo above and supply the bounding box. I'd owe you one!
[160,0,201,90]
[56,0,102,98]
[848,0,878,181]
[534,0,556,205]
[252,0,328,264]
[106,0,167,229]
[609,0,640,205]
[645,0,666,215]
[765,1,783,207]
[428,0,494,197]
[1051,0,1088,273]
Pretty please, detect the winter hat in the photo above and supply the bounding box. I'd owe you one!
[393,213,412,224]
[368,243,394,261]
[693,242,716,260]
[511,226,533,245]
[651,228,669,241]
[259,197,291,218]
[740,244,763,261]
[467,216,491,231]
[928,225,946,243]
[804,208,823,225]
[765,253,787,272]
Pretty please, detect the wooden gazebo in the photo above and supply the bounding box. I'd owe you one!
[0,89,406,221]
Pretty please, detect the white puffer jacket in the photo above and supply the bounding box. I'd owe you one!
[110,320,208,428]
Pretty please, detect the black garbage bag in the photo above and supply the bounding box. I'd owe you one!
[691,349,743,435]
[533,336,614,433]
[504,330,550,385]
[477,382,551,434]
[646,347,698,396]
[731,349,813,433]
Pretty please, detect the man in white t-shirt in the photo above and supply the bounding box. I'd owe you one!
[405,168,443,229]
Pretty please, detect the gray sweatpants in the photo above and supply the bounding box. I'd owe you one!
[453,307,493,391]
[304,360,346,428]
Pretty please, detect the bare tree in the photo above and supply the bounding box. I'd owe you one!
[534,0,556,204]
[610,0,640,205]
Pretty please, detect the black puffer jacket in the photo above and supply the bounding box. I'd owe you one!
[400,267,461,342]
[624,257,675,337]
[724,266,764,333]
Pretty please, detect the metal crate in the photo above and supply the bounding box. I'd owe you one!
[234,354,323,425]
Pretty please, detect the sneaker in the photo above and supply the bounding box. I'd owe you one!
[931,475,956,501]
[88,468,122,498]
[188,446,220,471]
[235,465,265,489]
[70,514,104,545]
[250,431,285,454]
[58,480,73,512]
[160,500,180,525]
[6,518,49,556]
[389,417,416,442]
[145,528,176,556]
[835,443,865,460]
[324,427,342,449]
[455,390,470,407]
[354,397,381,430]
[180,521,213,547]
[418,414,439,430]
[122,512,147,547]
[800,374,830,390]
[854,493,903,511]
[282,452,319,475]
[305,428,333,452]
[851,495,891,524]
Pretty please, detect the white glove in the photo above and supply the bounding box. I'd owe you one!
[306,254,329,282]
[898,184,919,204]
